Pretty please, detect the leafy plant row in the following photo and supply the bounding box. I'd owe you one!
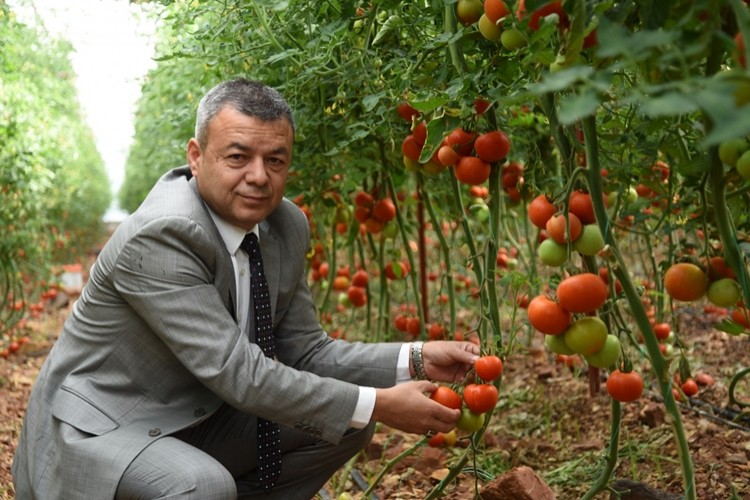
[0,6,111,345]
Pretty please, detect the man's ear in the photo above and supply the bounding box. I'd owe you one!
[187,138,201,175]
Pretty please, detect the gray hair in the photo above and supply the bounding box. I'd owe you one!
[194,78,294,147]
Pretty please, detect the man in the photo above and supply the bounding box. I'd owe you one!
[13,78,479,499]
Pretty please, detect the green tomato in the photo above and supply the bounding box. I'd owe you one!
[564,316,608,355]
[707,278,741,307]
[381,221,398,240]
[736,150,750,180]
[719,138,750,168]
[338,292,351,307]
[573,224,605,256]
[538,238,567,267]
[584,334,621,369]
[545,332,575,355]
[472,204,490,222]
[478,14,502,41]
[501,28,528,50]
[625,186,638,205]
[456,0,483,26]
[456,408,485,432]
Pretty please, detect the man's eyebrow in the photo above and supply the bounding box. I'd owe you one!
[223,142,290,156]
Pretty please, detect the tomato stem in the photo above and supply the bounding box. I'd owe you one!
[583,115,697,500]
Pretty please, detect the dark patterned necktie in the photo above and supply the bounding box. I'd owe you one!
[240,232,282,493]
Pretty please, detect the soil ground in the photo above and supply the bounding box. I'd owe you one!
[2,280,750,499]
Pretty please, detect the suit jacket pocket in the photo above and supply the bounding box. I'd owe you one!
[52,387,120,436]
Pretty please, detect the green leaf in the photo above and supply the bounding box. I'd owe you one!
[639,92,698,118]
[373,14,402,46]
[362,92,384,111]
[715,319,748,336]
[418,117,447,164]
[557,91,601,124]
[595,18,676,60]
[526,66,594,94]
[410,95,451,114]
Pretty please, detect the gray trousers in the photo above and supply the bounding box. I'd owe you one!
[115,404,375,499]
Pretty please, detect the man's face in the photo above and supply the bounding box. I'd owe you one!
[187,107,293,230]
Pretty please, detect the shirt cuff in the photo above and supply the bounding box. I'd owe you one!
[349,343,413,428]
[350,386,376,429]
[396,342,412,384]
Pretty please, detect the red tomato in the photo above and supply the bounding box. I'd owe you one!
[394,314,409,332]
[606,370,644,403]
[462,383,498,414]
[445,127,476,156]
[351,269,369,288]
[372,198,397,223]
[428,323,446,341]
[354,191,374,208]
[517,0,568,31]
[568,190,596,225]
[401,134,423,162]
[474,130,511,163]
[396,101,420,121]
[681,378,699,397]
[484,0,510,23]
[332,276,350,291]
[406,317,421,336]
[431,386,462,410]
[475,355,503,381]
[528,194,556,229]
[427,432,446,447]
[473,97,491,114]
[695,372,715,387]
[653,322,671,340]
[347,286,367,307]
[454,156,491,186]
[527,295,571,335]
[545,212,582,244]
[556,273,609,313]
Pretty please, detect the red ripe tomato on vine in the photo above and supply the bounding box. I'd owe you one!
[606,369,644,403]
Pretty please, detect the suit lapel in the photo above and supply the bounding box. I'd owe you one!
[188,177,237,318]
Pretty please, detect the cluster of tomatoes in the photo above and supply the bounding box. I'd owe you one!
[528,191,606,267]
[527,272,644,403]
[352,190,398,236]
[427,354,503,446]
[457,0,597,61]
[397,100,513,187]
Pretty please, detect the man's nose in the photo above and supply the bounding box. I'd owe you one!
[244,158,268,184]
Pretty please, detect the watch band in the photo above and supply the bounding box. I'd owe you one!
[411,341,428,380]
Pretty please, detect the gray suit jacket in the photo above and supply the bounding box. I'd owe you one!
[12,166,402,499]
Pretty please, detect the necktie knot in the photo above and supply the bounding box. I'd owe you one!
[240,232,261,261]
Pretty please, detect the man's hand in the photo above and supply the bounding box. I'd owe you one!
[371,382,460,435]
[415,341,480,383]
